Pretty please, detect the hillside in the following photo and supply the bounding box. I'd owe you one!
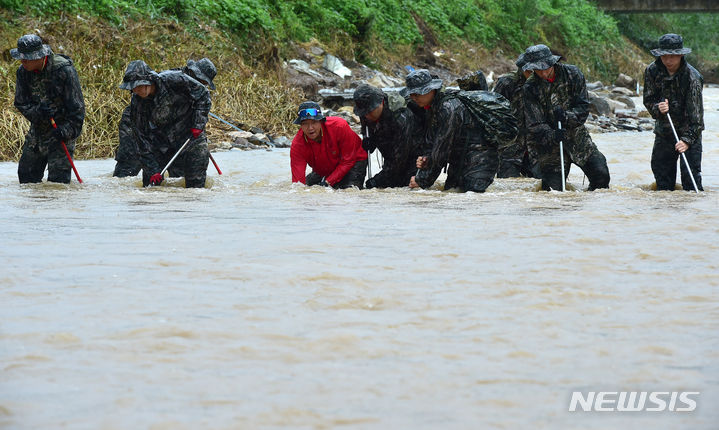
[1,1,717,161]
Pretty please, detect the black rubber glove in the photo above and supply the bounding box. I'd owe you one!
[552,128,566,144]
[317,178,330,187]
[362,136,376,153]
[51,127,66,145]
[365,177,378,189]
[552,106,566,124]
[38,102,56,121]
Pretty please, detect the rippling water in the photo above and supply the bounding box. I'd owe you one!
[1,90,718,429]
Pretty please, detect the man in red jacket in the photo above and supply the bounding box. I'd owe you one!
[290,101,368,188]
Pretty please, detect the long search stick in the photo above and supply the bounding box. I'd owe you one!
[208,153,222,175]
[558,121,566,192]
[50,118,82,183]
[160,138,191,177]
[666,113,699,193]
[363,124,372,178]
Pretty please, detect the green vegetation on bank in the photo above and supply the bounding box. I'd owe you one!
[1,1,718,162]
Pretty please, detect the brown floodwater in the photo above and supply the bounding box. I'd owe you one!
[1,90,717,429]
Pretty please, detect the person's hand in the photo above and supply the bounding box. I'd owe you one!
[658,98,669,114]
[552,106,566,124]
[676,140,689,153]
[409,176,420,188]
[365,177,377,189]
[38,102,56,120]
[552,128,566,144]
[149,173,164,185]
[362,137,376,153]
[416,156,428,169]
[51,127,66,144]
[317,178,330,187]
[191,128,203,139]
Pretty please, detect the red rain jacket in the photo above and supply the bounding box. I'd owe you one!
[290,116,367,186]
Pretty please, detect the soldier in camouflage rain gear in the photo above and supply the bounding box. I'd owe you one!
[114,58,216,177]
[119,60,211,188]
[493,53,539,178]
[457,70,488,91]
[643,34,704,191]
[404,69,516,192]
[522,44,610,191]
[352,84,423,188]
[12,34,85,184]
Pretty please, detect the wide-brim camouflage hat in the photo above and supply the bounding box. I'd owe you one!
[400,69,443,97]
[293,101,326,125]
[515,52,528,69]
[650,33,692,57]
[119,60,155,90]
[10,34,53,60]
[521,44,561,72]
[353,84,384,117]
[187,58,216,90]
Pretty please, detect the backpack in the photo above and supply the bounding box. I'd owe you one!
[445,89,518,147]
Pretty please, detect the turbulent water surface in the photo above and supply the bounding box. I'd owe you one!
[1,90,718,429]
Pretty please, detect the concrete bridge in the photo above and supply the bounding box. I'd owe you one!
[594,0,719,12]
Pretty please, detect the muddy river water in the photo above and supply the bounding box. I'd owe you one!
[1,90,718,429]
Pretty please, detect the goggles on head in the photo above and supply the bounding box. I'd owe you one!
[298,108,319,119]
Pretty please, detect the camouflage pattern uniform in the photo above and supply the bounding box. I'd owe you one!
[524,62,610,191]
[113,106,142,177]
[493,70,538,178]
[353,84,424,188]
[114,58,216,178]
[123,63,211,188]
[413,89,501,192]
[14,45,85,183]
[457,70,489,91]
[643,56,704,191]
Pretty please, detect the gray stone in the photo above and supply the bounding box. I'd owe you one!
[323,54,352,79]
[611,86,635,97]
[288,59,323,79]
[310,46,324,56]
[609,93,636,109]
[587,81,604,91]
[589,96,612,116]
[614,73,637,90]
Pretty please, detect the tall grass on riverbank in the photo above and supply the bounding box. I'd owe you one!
[0,12,303,162]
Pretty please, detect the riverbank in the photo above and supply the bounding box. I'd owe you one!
[2,3,718,161]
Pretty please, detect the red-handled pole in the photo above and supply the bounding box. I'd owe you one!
[208,153,222,175]
[50,118,82,183]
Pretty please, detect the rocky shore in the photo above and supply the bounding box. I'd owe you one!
[211,48,655,152]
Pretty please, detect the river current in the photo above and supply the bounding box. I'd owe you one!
[1,90,717,429]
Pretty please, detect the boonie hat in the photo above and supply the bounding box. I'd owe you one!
[515,52,528,69]
[400,69,443,97]
[650,33,692,57]
[11,34,53,60]
[521,44,561,72]
[353,84,384,117]
[186,58,217,90]
[119,60,156,90]
[293,101,326,125]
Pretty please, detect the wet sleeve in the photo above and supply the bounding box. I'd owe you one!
[680,76,704,146]
[325,121,363,186]
[56,65,86,140]
[493,77,512,101]
[415,100,460,189]
[130,99,162,175]
[186,76,211,131]
[13,69,43,124]
[565,70,589,129]
[524,83,553,147]
[290,132,308,184]
[643,67,662,119]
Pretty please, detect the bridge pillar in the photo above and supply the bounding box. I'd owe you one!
[594,0,719,12]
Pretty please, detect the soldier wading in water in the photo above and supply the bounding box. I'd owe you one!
[119,60,211,188]
[522,44,610,191]
[12,34,85,184]
[643,33,704,191]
